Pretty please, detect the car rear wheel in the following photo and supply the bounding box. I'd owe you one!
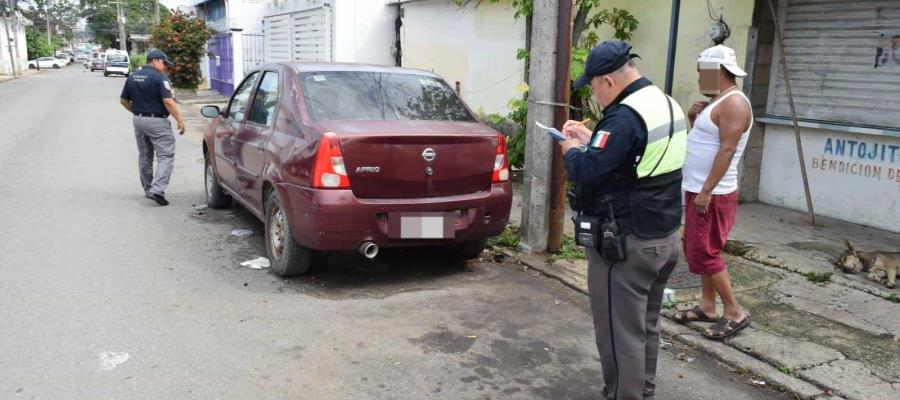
[204,157,232,209]
[444,239,488,261]
[103,72,109,76]
[29,64,35,69]
[53,64,60,69]
[265,190,318,277]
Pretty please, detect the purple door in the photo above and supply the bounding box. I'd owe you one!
[208,33,234,96]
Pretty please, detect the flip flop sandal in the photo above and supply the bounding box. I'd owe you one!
[704,316,751,340]
[672,305,718,324]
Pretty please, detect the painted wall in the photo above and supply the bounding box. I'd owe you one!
[592,0,755,113]
[228,0,270,33]
[758,126,900,232]
[333,0,397,65]
[401,0,526,115]
[0,16,28,75]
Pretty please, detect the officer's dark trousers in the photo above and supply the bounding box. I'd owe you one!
[586,231,679,400]
[132,115,176,196]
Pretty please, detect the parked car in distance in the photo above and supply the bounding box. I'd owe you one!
[200,63,512,276]
[104,52,130,77]
[55,53,72,65]
[27,57,64,69]
[89,58,104,72]
[75,53,89,62]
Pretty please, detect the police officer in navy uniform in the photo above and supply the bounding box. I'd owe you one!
[560,41,688,400]
[119,49,186,206]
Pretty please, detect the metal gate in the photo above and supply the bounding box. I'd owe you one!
[243,32,265,75]
[263,5,333,63]
[208,32,234,96]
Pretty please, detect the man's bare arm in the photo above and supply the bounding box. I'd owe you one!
[162,98,186,135]
[701,96,751,194]
[120,99,133,113]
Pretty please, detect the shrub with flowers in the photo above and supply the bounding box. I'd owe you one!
[150,11,214,90]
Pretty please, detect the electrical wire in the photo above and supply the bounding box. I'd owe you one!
[706,0,722,21]
[460,65,524,94]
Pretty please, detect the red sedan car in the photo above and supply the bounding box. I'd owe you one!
[201,63,512,276]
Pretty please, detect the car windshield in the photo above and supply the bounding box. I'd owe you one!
[300,71,474,122]
[107,54,127,62]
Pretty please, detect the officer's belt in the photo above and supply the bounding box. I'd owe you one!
[134,112,168,118]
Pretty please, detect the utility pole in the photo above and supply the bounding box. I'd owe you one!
[519,0,561,254]
[11,0,21,75]
[154,0,159,25]
[547,0,573,253]
[45,0,51,51]
[114,0,126,51]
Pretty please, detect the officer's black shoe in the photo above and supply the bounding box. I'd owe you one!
[149,193,170,206]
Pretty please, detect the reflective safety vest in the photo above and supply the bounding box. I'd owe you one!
[619,85,687,179]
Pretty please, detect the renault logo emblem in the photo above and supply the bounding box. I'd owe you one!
[422,148,437,162]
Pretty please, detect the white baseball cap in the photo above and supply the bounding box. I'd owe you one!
[698,45,747,77]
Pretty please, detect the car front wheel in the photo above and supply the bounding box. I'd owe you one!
[265,190,318,277]
[204,157,232,209]
[53,64,60,69]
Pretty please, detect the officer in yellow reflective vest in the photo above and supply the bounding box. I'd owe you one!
[560,40,687,400]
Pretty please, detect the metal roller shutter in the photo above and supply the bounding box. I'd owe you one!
[768,0,900,129]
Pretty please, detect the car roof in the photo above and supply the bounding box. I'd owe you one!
[262,62,440,78]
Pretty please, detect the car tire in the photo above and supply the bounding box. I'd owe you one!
[104,72,109,77]
[204,156,232,209]
[29,64,35,69]
[444,239,489,261]
[265,190,318,277]
[53,64,59,69]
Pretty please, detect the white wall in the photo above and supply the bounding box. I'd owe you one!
[758,125,900,232]
[228,0,269,33]
[0,16,28,75]
[401,0,525,115]
[333,0,396,65]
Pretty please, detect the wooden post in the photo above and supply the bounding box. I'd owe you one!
[767,0,816,225]
[547,0,573,253]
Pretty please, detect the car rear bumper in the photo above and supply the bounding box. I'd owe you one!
[278,182,513,251]
[106,67,129,74]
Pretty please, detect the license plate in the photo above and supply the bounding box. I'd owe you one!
[389,213,455,239]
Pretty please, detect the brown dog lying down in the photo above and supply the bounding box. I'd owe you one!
[837,240,900,289]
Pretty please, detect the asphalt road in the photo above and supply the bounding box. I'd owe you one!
[0,66,791,399]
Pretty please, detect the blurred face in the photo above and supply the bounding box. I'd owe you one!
[150,58,167,73]
[698,62,722,97]
[590,75,617,108]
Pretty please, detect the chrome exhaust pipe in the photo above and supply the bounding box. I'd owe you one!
[359,241,379,259]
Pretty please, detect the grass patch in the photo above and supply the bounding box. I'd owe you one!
[778,366,797,376]
[662,301,677,310]
[804,271,832,284]
[888,293,899,303]
[488,226,521,249]
[549,235,586,263]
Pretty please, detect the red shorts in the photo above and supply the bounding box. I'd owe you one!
[683,191,739,275]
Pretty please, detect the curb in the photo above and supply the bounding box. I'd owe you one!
[502,249,840,400]
[724,240,898,302]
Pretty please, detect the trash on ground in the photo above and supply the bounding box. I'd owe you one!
[663,288,676,303]
[240,257,270,269]
[230,229,253,238]
[99,351,130,371]
[193,204,208,211]
[750,379,767,387]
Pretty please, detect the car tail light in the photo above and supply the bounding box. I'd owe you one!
[492,134,510,183]
[312,132,350,189]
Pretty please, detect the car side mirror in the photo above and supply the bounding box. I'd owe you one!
[201,105,221,118]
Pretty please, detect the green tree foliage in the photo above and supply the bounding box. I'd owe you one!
[80,0,171,50]
[24,25,56,58]
[18,0,81,50]
[150,11,213,89]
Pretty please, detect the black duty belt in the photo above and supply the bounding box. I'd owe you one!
[134,112,168,118]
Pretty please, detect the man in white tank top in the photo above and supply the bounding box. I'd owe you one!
[673,45,753,340]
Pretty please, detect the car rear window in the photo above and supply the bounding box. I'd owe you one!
[300,71,474,122]
[107,55,127,62]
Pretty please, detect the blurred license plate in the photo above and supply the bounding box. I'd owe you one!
[390,213,454,239]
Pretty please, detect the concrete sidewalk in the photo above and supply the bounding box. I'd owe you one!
[0,69,40,84]
[499,197,900,400]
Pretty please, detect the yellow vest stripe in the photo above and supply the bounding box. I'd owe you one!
[620,86,688,178]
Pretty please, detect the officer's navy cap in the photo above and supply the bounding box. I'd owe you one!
[574,40,641,89]
[147,49,175,68]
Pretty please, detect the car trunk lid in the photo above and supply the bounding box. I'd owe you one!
[316,121,499,199]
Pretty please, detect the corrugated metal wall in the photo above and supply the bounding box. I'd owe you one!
[264,6,333,63]
[768,0,900,129]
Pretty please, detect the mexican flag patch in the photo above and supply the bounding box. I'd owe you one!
[592,130,612,149]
